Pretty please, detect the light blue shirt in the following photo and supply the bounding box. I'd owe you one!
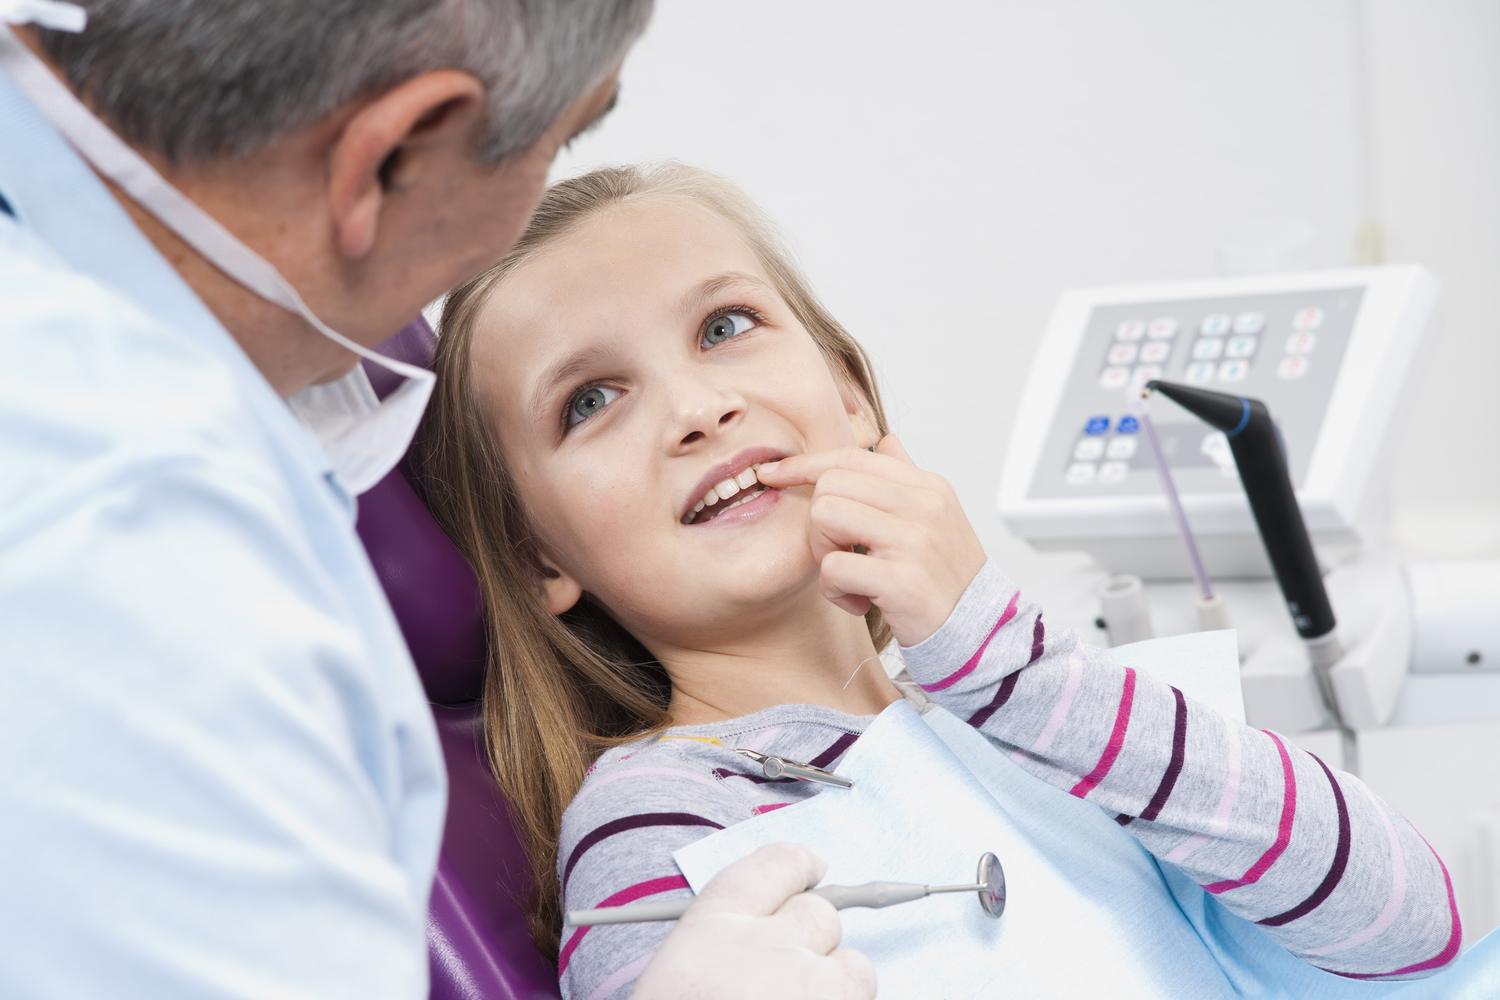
[0,64,445,997]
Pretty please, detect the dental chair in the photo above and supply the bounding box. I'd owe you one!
[356,318,559,1000]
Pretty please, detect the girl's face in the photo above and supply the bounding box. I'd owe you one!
[469,197,877,648]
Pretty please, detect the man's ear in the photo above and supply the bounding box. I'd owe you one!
[536,554,585,617]
[839,378,882,450]
[326,70,486,261]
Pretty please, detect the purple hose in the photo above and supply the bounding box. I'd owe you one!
[1140,408,1215,601]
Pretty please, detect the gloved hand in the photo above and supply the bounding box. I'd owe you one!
[631,843,875,1000]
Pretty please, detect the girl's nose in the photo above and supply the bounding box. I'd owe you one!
[669,382,747,452]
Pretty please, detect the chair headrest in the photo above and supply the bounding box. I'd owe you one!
[356,318,487,705]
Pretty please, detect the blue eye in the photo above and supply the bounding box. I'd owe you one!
[701,310,758,347]
[565,384,622,427]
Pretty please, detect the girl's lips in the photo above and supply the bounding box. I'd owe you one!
[685,483,781,528]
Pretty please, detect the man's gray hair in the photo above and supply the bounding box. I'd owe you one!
[38,0,652,163]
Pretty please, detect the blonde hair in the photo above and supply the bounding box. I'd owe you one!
[419,163,891,956]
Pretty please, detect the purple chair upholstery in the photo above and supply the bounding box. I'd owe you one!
[357,318,560,1000]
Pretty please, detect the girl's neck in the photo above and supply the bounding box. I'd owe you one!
[656,597,903,727]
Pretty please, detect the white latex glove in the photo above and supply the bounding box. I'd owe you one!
[631,843,876,1000]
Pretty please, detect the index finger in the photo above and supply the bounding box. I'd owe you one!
[757,444,925,491]
[687,843,827,918]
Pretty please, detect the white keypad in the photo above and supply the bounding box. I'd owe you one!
[1116,320,1147,342]
[1107,342,1139,366]
[1106,436,1138,460]
[1098,461,1129,485]
[1139,341,1171,364]
[1073,437,1106,461]
[1192,338,1224,360]
[1200,313,1231,336]
[1217,359,1249,382]
[1233,311,1265,335]
[1277,356,1309,380]
[1147,317,1179,340]
[1185,361,1216,384]
[1293,307,1324,331]
[1066,462,1097,486]
[1285,332,1316,355]
[1225,336,1257,359]
[1098,366,1130,390]
[1130,365,1163,390]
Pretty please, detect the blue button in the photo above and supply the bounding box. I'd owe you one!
[1084,416,1110,436]
[1117,415,1140,435]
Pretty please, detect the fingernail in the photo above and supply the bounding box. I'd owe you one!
[757,461,780,477]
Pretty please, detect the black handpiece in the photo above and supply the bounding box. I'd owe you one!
[1145,380,1336,641]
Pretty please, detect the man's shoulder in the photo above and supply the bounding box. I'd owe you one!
[0,238,284,507]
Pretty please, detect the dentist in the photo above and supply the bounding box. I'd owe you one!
[0,2,873,998]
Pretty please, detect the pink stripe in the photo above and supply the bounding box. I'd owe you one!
[586,954,654,1000]
[1330,836,1462,979]
[558,875,689,977]
[920,591,1020,692]
[1305,782,1407,958]
[1203,730,1296,894]
[1069,667,1137,798]
[1019,648,1084,761]
[752,802,792,816]
[1165,721,1242,865]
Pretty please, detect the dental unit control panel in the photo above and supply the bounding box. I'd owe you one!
[999,266,1439,578]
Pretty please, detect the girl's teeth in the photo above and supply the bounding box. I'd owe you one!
[692,500,705,514]
[735,467,758,491]
[714,477,739,500]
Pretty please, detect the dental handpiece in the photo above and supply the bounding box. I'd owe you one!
[565,851,1007,927]
[1145,381,1346,720]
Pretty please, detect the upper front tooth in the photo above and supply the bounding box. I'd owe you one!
[714,477,739,500]
[735,468,758,491]
[702,487,720,506]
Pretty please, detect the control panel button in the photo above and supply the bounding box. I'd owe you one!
[1285,332,1316,355]
[1200,313,1231,336]
[1116,415,1141,434]
[1106,436,1138,460]
[1074,437,1106,461]
[1147,317,1179,340]
[1098,365,1130,390]
[1139,340,1171,364]
[1116,320,1146,342]
[1130,365,1163,391]
[1293,307,1324,331]
[1098,461,1129,485]
[1217,359,1248,382]
[1233,311,1265,335]
[1225,336,1257,359]
[1107,342,1139,366]
[1085,415,1111,436]
[1066,462,1098,486]
[1192,338,1225,360]
[1277,356,1309,380]
[1185,361,1216,384]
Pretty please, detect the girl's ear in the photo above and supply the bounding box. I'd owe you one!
[839,378,882,450]
[535,555,584,616]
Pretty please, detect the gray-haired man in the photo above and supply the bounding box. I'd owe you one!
[0,2,872,997]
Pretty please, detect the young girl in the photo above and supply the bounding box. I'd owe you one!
[420,164,1459,998]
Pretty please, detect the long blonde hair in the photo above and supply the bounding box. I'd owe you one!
[419,163,891,956]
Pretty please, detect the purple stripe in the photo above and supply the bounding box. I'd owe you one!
[562,812,723,891]
[1114,812,1134,826]
[1028,613,1046,664]
[1258,753,1350,927]
[713,732,857,784]
[1139,687,1189,823]
[966,670,1021,729]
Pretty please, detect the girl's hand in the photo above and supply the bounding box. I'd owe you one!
[755,435,987,647]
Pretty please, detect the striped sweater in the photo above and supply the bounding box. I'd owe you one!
[556,560,1461,999]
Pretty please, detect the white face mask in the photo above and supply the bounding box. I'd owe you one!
[0,8,436,496]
